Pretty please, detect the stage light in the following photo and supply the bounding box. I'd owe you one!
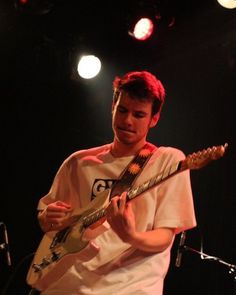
[127,2,163,42]
[217,0,236,9]
[129,17,154,41]
[77,55,101,79]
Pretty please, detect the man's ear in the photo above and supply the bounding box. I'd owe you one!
[150,113,160,128]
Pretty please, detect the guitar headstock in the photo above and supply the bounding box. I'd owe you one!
[182,143,228,170]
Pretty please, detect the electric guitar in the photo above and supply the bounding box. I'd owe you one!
[26,143,228,291]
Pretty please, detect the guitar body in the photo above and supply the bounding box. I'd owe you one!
[27,189,110,291]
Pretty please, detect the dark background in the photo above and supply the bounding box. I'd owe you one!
[0,0,235,294]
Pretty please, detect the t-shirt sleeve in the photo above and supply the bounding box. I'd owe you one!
[153,149,197,234]
[37,157,81,211]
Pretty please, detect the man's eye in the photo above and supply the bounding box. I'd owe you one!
[118,107,127,113]
[134,113,145,118]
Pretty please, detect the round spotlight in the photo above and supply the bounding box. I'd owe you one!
[217,0,236,9]
[77,55,101,79]
[130,17,154,41]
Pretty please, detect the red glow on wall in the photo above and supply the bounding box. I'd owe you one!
[19,0,29,5]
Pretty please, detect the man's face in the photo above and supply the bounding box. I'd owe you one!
[112,92,158,145]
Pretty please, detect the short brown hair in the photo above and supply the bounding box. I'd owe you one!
[113,71,165,116]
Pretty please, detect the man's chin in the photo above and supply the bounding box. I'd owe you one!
[117,137,135,145]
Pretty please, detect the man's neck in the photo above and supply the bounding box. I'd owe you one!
[110,140,147,158]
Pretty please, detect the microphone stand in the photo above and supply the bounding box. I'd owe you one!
[0,222,11,267]
[183,245,236,295]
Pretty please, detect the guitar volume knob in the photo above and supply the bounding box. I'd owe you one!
[32,263,42,272]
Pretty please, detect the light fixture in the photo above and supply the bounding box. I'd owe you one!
[77,55,101,79]
[217,0,236,9]
[129,17,154,41]
[127,1,163,42]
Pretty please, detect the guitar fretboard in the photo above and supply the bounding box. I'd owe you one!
[83,160,183,228]
[127,160,182,200]
[83,208,106,228]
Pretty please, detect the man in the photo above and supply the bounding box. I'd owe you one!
[35,71,196,294]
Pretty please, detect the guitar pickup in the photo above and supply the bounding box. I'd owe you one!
[50,227,71,248]
[42,257,51,266]
[51,251,60,262]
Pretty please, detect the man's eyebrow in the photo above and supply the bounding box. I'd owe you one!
[134,110,148,116]
[117,104,148,115]
[117,105,128,111]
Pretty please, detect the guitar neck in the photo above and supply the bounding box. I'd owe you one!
[127,160,183,201]
[83,207,107,229]
[83,159,184,229]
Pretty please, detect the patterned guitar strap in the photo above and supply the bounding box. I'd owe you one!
[109,142,157,200]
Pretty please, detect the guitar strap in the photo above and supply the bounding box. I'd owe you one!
[109,142,157,199]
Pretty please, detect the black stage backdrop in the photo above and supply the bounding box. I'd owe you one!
[0,1,235,295]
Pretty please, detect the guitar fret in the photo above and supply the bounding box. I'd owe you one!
[83,208,106,228]
[128,187,138,200]
[155,172,163,184]
[162,167,170,180]
[141,181,149,192]
[97,209,105,220]
[148,176,156,187]
[127,162,182,200]
[170,162,180,174]
[136,186,143,195]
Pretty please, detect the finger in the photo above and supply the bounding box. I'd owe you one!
[111,196,120,211]
[106,215,112,225]
[46,211,66,218]
[48,204,71,213]
[55,201,72,210]
[118,191,127,211]
[54,201,72,212]
[124,202,132,218]
[106,197,119,219]
[46,212,70,225]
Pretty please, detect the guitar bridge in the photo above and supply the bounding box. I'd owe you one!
[32,251,61,272]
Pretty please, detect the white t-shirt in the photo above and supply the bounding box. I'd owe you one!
[38,143,196,295]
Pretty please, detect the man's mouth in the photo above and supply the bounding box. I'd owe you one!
[118,127,135,134]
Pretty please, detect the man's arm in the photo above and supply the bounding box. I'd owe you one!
[106,192,175,253]
[126,227,175,253]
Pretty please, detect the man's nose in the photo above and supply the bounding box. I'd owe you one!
[123,113,133,125]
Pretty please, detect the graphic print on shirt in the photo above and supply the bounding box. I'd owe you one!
[91,178,116,200]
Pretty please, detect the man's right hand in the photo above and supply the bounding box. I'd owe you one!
[38,201,73,232]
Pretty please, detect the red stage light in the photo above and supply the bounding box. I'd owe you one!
[131,17,154,41]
